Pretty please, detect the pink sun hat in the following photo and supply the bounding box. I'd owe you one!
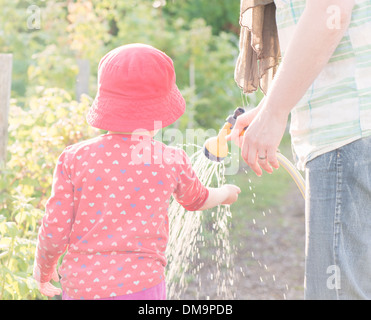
[86,43,186,132]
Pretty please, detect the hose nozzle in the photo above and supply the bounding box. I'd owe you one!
[203,107,245,162]
[202,107,306,199]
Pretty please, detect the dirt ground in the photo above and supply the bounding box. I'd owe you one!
[234,185,306,300]
[180,185,306,300]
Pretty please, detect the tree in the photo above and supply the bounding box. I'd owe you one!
[164,0,241,35]
[1,0,245,129]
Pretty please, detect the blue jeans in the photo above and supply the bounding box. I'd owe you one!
[305,136,371,300]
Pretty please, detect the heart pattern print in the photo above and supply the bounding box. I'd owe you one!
[34,133,209,299]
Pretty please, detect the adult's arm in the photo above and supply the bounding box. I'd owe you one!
[229,0,355,176]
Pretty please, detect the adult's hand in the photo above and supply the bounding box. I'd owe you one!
[227,100,286,176]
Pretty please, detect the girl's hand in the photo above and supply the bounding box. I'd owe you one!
[38,268,62,297]
[221,184,241,205]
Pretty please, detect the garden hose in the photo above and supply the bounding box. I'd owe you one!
[276,152,305,199]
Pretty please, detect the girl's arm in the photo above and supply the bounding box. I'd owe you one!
[173,149,241,211]
[198,184,241,211]
[34,150,74,296]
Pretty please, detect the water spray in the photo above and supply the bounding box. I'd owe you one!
[203,107,305,199]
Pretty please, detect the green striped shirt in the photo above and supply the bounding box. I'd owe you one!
[274,0,371,170]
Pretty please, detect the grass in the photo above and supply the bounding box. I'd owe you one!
[225,162,295,238]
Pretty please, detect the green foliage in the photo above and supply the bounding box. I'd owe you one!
[1,0,245,129]
[164,0,240,35]
[0,195,43,299]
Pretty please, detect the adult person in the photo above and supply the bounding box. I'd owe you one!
[229,0,371,299]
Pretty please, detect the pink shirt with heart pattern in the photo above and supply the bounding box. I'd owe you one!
[33,133,209,299]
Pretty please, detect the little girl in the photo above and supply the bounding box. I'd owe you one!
[33,44,241,300]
